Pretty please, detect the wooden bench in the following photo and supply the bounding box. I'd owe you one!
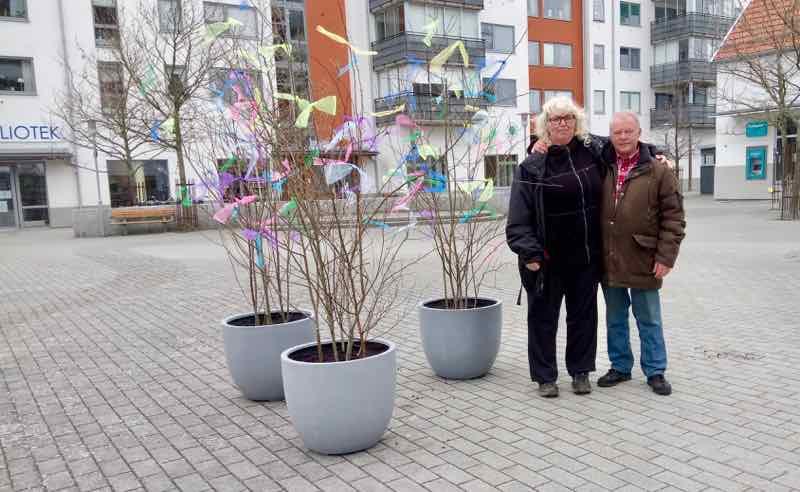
[111,207,176,234]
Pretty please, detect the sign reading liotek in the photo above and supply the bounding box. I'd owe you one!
[0,124,63,142]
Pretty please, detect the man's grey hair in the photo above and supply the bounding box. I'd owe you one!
[610,111,641,130]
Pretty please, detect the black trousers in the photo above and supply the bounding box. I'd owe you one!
[520,262,599,383]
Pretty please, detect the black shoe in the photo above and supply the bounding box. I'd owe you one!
[647,374,672,395]
[538,382,559,398]
[597,368,632,387]
[572,373,592,395]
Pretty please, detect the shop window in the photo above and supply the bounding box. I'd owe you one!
[0,57,35,94]
[93,0,119,46]
[485,155,517,187]
[204,1,258,37]
[746,146,767,180]
[107,160,170,207]
[0,0,26,19]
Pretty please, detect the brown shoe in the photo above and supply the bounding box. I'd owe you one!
[538,382,559,398]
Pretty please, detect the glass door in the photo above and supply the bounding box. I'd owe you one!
[0,166,17,228]
[16,162,49,227]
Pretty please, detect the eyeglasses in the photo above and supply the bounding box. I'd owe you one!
[548,114,576,125]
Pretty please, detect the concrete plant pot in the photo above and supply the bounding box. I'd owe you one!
[419,297,502,379]
[281,339,396,455]
[222,311,315,401]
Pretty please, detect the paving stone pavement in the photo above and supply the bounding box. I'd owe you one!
[1,195,800,492]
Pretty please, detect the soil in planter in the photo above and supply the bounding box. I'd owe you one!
[289,341,389,363]
[424,298,497,310]
[229,311,308,326]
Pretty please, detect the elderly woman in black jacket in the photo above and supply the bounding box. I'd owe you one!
[507,97,606,398]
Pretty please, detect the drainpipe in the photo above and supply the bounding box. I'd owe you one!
[57,0,84,209]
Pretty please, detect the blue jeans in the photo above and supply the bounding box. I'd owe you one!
[601,285,667,378]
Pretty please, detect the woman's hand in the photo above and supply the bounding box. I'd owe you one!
[533,140,549,154]
[526,262,541,272]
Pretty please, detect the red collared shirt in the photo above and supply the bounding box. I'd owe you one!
[615,147,640,201]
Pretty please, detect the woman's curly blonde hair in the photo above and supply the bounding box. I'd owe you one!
[534,96,590,146]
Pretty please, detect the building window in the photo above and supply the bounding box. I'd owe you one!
[593,90,605,114]
[528,0,539,16]
[620,47,641,70]
[655,92,674,110]
[0,57,35,94]
[593,44,605,69]
[544,90,573,102]
[745,146,767,180]
[529,90,541,113]
[543,43,572,68]
[543,0,571,20]
[528,41,539,65]
[158,0,181,31]
[375,4,404,42]
[620,91,641,113]
[98,62,124,111]
[593,0,604,21]
[204,2,258,38]
[620,1,641,26]
[482,23,515,54]
[93,0,119,47]
[483,78,517,106]
[108,160,170,207]
[485,155,517,187]
[0,0,26,19]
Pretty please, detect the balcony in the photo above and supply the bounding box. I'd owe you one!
[369,0,483,12]
[372,92,489,126]
[371,32,486,71]
[651,13,735,43]
[650,104,716,129]
[650,59,716,86]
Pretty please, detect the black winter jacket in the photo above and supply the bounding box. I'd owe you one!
[506,135,607,296]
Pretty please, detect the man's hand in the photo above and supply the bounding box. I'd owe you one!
[532,140,549,154]
[526,262,541,272]
[653,262,672,279]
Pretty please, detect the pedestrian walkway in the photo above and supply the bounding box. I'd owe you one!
[1,196,799,491]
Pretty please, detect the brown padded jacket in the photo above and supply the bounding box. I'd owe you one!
[600,143,686,290]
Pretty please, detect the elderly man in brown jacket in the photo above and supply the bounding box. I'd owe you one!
[596,112,686,396]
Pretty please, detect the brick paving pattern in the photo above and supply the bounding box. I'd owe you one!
[1,196,799,491]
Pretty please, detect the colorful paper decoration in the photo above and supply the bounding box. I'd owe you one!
[315,26,378,56]
[422,19,438,47]
[275,93,337,128]
[213,195,257,224]
[430,41,469,73]
[418,144,439,160]
[203,17,243,45]
[371,104,406,118]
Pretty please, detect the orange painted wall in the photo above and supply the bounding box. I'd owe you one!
[305,0,352,141]
[527,0,584,106]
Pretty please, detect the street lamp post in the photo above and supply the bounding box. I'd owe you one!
[87,120,104,237]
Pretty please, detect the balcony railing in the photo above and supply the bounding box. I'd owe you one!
[369,0,483,12]
[371,32,486,71]
[650,59,716,86]
[372,92,489,126]
[651,13,735,43]
[650,104,716,129]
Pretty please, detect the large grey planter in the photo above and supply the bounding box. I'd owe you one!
[419,297,502,379]
[281,339,396,455]
[222,311,315,401]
